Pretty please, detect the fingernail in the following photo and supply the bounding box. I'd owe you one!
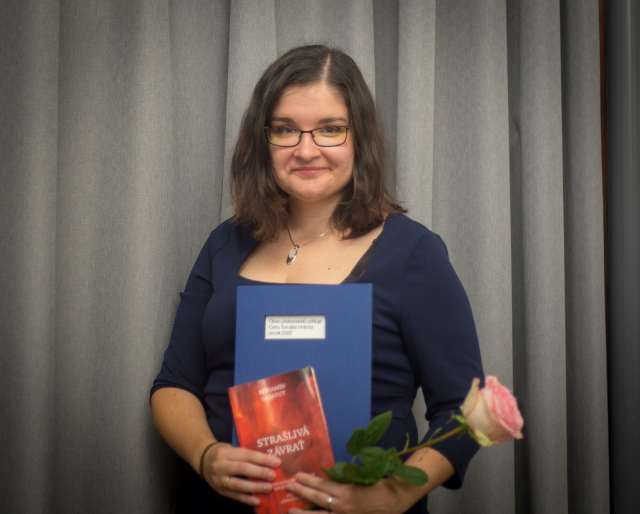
[251,497,260,506]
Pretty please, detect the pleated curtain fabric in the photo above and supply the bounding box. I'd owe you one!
[0,1,608,513]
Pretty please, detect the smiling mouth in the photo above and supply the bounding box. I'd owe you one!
[292,167,326,176]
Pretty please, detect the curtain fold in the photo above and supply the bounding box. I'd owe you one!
[508,1,569,513]
[396,0,436,227]
[169,0,230,269]
[53,1,178,511]
[561,2,608,513]
[428,1,514,513]
[607,1,639,512]
[0,1,609,513]
[0,2,59,512]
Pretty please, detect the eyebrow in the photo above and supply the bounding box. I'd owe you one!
[270,117,348,124]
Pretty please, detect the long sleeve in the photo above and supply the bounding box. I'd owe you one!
[151,229,220,400]
[400,231,484,489]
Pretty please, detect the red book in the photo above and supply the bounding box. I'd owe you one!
[228,366,335,514]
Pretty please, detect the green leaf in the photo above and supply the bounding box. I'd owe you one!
[362,457,392,480]
[322,462,347,482]
[358,445,385,464]
[342,463,365,481]
[363,411,393,446]
[393,463,429,485]
[388,474,408,491]
[340,463,380,485]
[384,447,398,460]
[333,461,348,475]
[321,467,339,481]
[347,428,366,455]
[385,458,398,475]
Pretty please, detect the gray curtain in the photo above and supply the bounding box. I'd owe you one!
[0,1,608,513]
[607,1,639,512]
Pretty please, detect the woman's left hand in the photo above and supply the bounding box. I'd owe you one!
[286,472,402,514]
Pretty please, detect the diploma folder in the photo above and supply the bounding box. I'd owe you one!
[234,284,372,463]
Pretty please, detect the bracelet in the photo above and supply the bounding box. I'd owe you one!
[199,441,223,478]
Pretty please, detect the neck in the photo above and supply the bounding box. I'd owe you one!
[287,199,337,237]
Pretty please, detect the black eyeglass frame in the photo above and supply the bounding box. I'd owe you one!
[264,126,351,147]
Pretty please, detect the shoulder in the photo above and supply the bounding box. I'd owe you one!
[208,218,235,244]
[184,218,255,291]
[383,214,449,258]
[367,214,451,288]
[205,217,255,255]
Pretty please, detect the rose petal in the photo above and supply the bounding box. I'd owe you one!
[460,378,480,417]
[461,376,524,446]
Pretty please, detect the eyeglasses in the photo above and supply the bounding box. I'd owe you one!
[265,126,350,147]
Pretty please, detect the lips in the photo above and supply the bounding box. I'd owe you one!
[292,167,326,177]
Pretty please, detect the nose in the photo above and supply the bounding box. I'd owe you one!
[293,132,321,160]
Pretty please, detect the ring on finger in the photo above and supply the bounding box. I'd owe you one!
[326,496,333,511]
[223,476,231,489]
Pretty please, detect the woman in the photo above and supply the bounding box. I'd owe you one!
[151,45,483,514]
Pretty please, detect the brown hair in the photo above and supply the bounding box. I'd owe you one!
[231,44,405,241]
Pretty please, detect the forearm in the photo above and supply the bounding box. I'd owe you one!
[287,446,455,514]
[390,447,455,512]
[151,387,216,473]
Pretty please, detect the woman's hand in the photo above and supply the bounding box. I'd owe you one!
[286,447,455,514]
[151,388,283,508]
[285,473,402,514]
[201,442,282,508]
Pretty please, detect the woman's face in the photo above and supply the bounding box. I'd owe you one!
[268,83,354,211]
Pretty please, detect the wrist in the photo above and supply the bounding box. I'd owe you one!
[377,478,408,514]
[199,441,223,478]
[190,438,216,474]
[382,476,424,514]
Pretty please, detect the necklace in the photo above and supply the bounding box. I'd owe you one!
[285,225,333,265]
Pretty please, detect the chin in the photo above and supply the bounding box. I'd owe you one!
[291,190,343,204]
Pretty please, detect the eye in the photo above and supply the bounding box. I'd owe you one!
[317,126,344,135]
[271,126,298,135]
[320,126,343,134]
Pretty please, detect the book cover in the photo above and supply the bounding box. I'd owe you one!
[229,366,335,514]
[234,284,372,464]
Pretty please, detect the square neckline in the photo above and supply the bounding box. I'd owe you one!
[235,219,388,285]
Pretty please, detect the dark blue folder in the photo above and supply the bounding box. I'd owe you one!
[234,284,372,463]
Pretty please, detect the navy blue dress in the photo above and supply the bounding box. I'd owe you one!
[152,214,484,513]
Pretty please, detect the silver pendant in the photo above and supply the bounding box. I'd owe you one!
[286,246,298,265]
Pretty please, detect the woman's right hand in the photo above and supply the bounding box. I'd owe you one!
[202,442,282,508]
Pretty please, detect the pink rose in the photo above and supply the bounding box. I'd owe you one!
[460,376,524,447]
